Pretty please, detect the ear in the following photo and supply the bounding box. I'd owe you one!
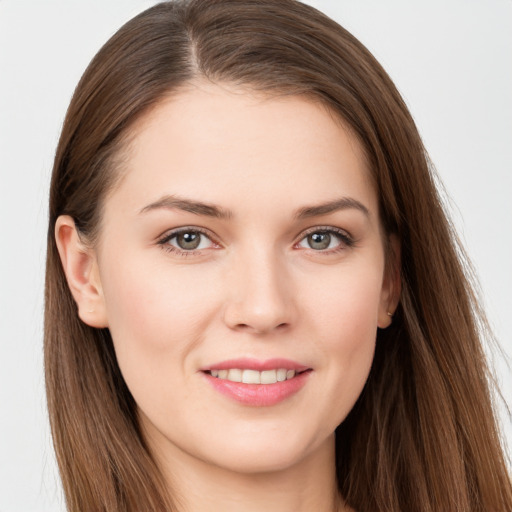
[55,215,108,328]
[378,234,401,329]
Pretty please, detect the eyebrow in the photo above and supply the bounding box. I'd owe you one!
[295,197,370,219]
[139,195,232,219]
[139,194,369,220]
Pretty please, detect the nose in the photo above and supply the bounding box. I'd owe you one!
[223,249,296,335]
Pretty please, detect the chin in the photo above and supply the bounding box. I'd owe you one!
[197,428,333,475]
[206,450,307,475]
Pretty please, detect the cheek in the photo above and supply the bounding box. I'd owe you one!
[101,248,213,340]
[98,251,219,393]
[305,257,383,344]
[303,260,382,416]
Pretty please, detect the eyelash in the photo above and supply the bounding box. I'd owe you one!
[295,226,355,254]
[157,227,218,257]
[156,226,355,257]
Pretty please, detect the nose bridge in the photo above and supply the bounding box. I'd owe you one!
[223,242,295,334]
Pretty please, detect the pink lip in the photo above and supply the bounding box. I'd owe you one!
[200,358,312,407]
[201,358,310,372]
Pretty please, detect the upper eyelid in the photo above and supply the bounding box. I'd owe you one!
[296,225,353,240]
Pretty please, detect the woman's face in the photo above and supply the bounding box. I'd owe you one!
[89,83,394,474]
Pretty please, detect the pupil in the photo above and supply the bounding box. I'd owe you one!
[308,232,331,250]
[177,232,201,250]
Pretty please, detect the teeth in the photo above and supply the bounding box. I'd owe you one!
[260,370,276,384]
[242,369,260,384]
[228,368,242,382]
[209,368,299,384]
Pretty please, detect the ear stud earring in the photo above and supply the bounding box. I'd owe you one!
[387,311,393,318]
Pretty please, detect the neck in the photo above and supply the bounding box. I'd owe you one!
[151,433,348,512]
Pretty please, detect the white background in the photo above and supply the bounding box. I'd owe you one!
[0,1,511,511]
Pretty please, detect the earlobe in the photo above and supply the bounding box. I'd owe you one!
[54,215,109,328]
[378,234,401,329]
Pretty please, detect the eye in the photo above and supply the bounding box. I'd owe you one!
[158,228,217,254]
[172,231,208,250]
[297,228,353,251]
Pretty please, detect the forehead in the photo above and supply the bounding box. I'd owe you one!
[108,82,377,219]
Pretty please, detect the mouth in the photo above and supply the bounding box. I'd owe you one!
[206,368,307,384]
[201,358,312,406]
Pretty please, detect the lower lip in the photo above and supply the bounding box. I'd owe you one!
[203,371,311,406]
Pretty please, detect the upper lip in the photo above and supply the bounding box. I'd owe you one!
[201,358,311,372]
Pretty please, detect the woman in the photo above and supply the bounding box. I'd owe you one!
[44,0,512,510]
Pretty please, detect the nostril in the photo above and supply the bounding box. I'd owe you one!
[223,292,296,333]
[231,321,289,335]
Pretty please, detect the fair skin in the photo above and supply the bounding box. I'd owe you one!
[56,82,398,512]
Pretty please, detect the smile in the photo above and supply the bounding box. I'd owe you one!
[208,368,299,384]
[202,358,312,406]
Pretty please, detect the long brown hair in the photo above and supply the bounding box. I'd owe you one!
[44,1,512,510]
